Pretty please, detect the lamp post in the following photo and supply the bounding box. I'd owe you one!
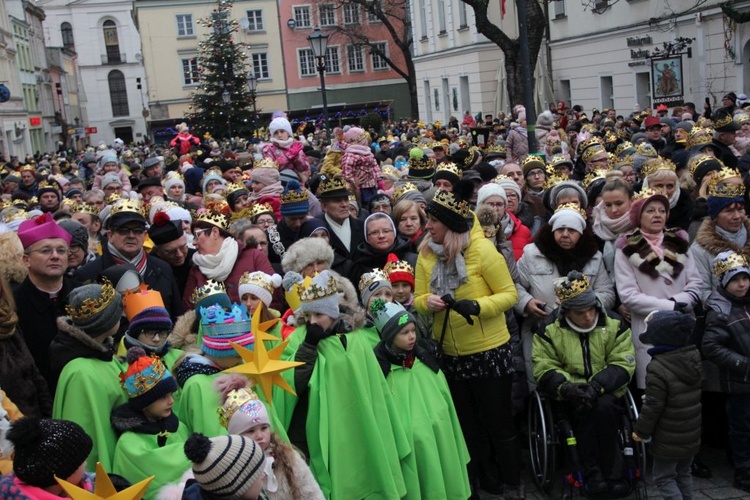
[221,89,232,139]
[307,27,329,145]
[246,73,258,140]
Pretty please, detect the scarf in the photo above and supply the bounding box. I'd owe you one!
[716,224,748,248]
[427,241,468,297]
[566,312,599,334]
[641,230,665,259]
[592,201,634,241]
[500,212,514,238]
[124,333,169,357]
[108,241,148,275]
[248,181,284,204]
[192,237,239,283]
[272,137,294,149]
[0,295,17,339]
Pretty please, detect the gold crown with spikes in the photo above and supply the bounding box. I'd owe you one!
[195,209,230,230]
[72,202,100,216]
[577,137,604,155]
[714,112,734,130]
[432,189,471,218]
[632,187,666,202]
[615,141,635,157]
[554,273,592,302]
[583,169,609,189]
[318,175,348,195]
[1,208,29,223]
[65,278,117,322]
[549,154,573,171]
[707,167,745,198]
[689,154,723,178]
[615,154,635,169]
[249,202,274,220]
[379,165,400,180]
[358,268,390,294]
[522,154,546,171]
[254,157,279,170]
[280,184,308,205]
[226,182,248,196]
[604,131,618,144]
[686,126,714,149]
[205,166,223,177]
[492,174,515,184]
[19,164,35,173]
[38,179,61,192]
[640,158,677,179]
[735,113,750,126]
[435,162,462,179]
[60,198,77,210]
[408,151,435,172]
[554,202,587,220]
[0,200,10,211]
[217,383,261,429]
[190,279,227,305]
[543,172,568,190]
[617,128,631,141]
[110,199,145,217]
[239,271,277,295]
[298,273,338,303]
[392,182,419,203]
[384,258,414,277]
[712,251,749,278]
[105,193,123,205]
[635,142,659,158]
[163,171,184,183]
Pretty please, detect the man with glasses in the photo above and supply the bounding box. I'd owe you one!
[148,214,195,297]
[14,212,77,388]
[75,200,183,319]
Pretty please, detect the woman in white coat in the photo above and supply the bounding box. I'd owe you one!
[614,189,701,389]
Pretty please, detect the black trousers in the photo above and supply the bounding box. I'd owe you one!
[448,374,522,487]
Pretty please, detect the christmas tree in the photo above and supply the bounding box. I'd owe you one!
[185,0,256,139]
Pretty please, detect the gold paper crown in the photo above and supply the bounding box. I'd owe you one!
[190,279,227,305]
[384,258,414,277]
[205,166,223,177]
[110,199,145,218]
[435,162,462,179]
[239,271,276,295]
[522,155,546,171]
[105,193,123,205]
[714,112,734,129]
[604,131,618,144]
[554,273,592,302]
[617,128,631,141]
[38,179,61,192]
[640,158,677,179]
[392,182,419,202]
[163,171,184,183]
[488,144,507,155]
[583,169,608,189]
[408,152,435,171]
[72,202,100,216]
[577,137,604,156]
[615,141,635,157]
[712,251,749,278]
[120,353,168,395]
[707,167,745,198]
[218,384,260,429]
[195,209,230,230]
[65,278,117,322]
[1,208,28,223]
[549,154,573,170]
[226,182,248,196]
[635,142,658,158]
[19,164,35,173]
[735,113,750,126]
[379,165,400,180]
[689,154,723,178]
[27,196,38,206]
[0,200,10,211]
[249,203,275,220]
[280,184,308,205]
[298,273,338,303]
[319,175,348,195]
[432,189,471,218]
[632,187,665,202]
[60,198,77,210]
[686,126,714,149]
[543,172,568,190]
[358,268,390,293]
[254,158,279,170]
[554,202,587,220]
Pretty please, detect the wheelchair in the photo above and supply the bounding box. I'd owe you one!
[527,389,648,499]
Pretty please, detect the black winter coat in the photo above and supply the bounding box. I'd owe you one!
[703,287,750,394]
[351,236,417,295]
[0,328,52,417]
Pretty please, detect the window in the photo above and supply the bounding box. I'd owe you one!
[347,45,364,72]
[554,0,566,18]
[458,2,468,28]
[103,20,120,63]
[108,70,129,116]
[245,10,264,31]
[434,88,440,111]
[293,6,311,28]
[600,75,614,110]
[319,4,335,26]
[367,0,381,23]
[437,0,447,33]
[252,53,269,79]
[176,14,194,37]
[418,0,427,38]
[371,42,388,70]
[344,3,359,24]
[182,58,199,85]
[325,46,340,74]
[299,48,316,77]
[61,22,74,48]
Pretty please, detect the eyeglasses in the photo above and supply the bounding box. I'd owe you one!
[113,226,146,235]
[484,202,506,208]
[506,192,519,200]
[256,218,275,227]
[26,246,68,257]
[140,331,164,340]
[528,170,545,177]
[367,228,394,238]
[192,228,210,239]
[67,246,84,255]
[160,243,188,258]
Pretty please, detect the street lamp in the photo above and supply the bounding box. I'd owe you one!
[246,74,258,140]
[307,27,329,145]
[221,89,232,139]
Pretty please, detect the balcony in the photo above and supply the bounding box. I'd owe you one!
[101,52,126,65]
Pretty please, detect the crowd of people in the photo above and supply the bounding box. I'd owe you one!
[0,95,750,499]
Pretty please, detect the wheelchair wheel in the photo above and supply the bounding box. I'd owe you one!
[528,391,557,494]
[624,389,648,479]
[620,389,648,499]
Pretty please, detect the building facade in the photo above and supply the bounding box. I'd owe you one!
[0,0,29,161]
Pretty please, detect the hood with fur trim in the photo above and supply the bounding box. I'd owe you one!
[694,217,750,260]
[50,317,116,380]
[167,310,198,351]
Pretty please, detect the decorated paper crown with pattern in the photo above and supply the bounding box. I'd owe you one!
[1,208,29,224]
[123,285,165,321]
[105,193,123,205]
[712,251,749,278]
[65,278,117,322]
[632,187,665,202]
[298,272,338,303]
[686,126,714,149]
[577,137,605,157]
[72,201,100,216]
[119,352,169,397]
[543,170,569,190]
[688,154,720,178]
[358,268,390,294]
[254,158,279,170]
[583,169,609,189]
[217,383,262,429]
[487,144,507,155]
[226,182,248,196]
[248,202,274,220]
[604,130,619,144]
[239,271,277,296]
[522,154,546,171]
[435,162,463,179]
[549,154,573,171]
[554,202,587,220]
[195,209,230,230]
[615,154,635,169]
[19,164,35,173]
[634,142,659,158]
[280,183,308,204]
[407,148,435,172]
[457,147,478,168]
[383,253,414,283]
[60,198,77,210]
[392,182,419,203]
[714,112,734,130]
[554,272,591,302]
[318,174,348,195]
[110,199,145,217]
[615,141,635,158]
[432,189,471,218]
[640,158,677,178]
[191,279,227,305]
[38,179,61,192]
[707,167,746,198]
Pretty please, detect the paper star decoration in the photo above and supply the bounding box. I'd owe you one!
[55,462,153,500]
[225,305,304,403]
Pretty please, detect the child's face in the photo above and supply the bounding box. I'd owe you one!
[367,287,393,310]
[243,476,265,500]
[242,293,263,316]
[103,162,118,173]
[244,423,271,451]
[565,306,597,330]
[392,323,417,352]
[391,282,412,304]
[273,129,290,142]
[726,274,750,298]
[66,462,86,487]
[143,393,174,421]
[305,311,334,331]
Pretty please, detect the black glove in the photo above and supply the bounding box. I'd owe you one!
[304,323,331,347]
[452,299,480,325]
[578,381,602,402]
[559,382,581,402]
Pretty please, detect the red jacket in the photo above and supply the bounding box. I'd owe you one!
[507,211,532,261]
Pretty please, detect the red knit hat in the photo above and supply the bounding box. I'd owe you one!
[629,189,670,229]
[383,253,415,289]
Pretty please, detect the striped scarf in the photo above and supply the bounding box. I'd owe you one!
[108,241,148,275]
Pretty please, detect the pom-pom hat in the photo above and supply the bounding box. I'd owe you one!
[120,347,178,410]
[279,179,309,216]
[554,270,597,311]
[148,211,183,246]
[238,271,282,307]
[369,298,415,345]
[383,253,414,288]
[294,270,340,319]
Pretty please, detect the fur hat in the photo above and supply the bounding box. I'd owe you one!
[66,282,123,336]
[269,117,293,137]
[640,310,695,347]
[120,346,178,410]
[281,236,335,274]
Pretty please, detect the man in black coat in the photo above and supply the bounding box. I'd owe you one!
[315,175,365,269]
[74,200,183,319]
[712,108,740,169]
[148,215,195,299]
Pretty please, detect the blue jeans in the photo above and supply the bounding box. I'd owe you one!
[727,393,750,469]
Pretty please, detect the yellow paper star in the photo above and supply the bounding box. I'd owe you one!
[56,463,153,500]
[225,306,304,403]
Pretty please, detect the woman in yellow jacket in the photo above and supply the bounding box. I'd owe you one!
[414,189,522,499]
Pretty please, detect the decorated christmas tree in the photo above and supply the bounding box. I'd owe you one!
[185,0,255,139]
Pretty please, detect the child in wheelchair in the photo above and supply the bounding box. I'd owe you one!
[532,270,636,496]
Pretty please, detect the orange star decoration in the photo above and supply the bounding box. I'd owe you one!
[225,305,304,404]
[55,462,153,500]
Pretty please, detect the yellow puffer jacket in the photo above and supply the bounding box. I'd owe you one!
[414,221,517,356]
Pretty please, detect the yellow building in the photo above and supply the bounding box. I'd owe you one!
[133,0,287,139]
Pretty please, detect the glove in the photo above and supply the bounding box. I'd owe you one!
[577,382,602,403]
[670,299,692,314]
[559,382,582,402]
[304,323,331,347]
[452,300,480,325]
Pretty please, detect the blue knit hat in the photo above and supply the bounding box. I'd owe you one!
[280,180,310,216]
[128,306,173,336]
[121,347,179,410]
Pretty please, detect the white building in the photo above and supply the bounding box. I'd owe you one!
[0,0,30,160]
[39,0,149,145]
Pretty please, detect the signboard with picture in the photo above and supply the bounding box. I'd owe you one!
[651,56,684,105]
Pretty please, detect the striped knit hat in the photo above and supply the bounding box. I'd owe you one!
[184,433,264,499]
[199,303,254,358]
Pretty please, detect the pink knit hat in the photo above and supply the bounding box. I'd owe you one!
[17,213,72,249]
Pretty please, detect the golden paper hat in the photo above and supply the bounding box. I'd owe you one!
[225,182,248,197]
[19,164,35,173]
[72,202,100,217]
[248,202,275,220]
[615,141,635,158]
[549,154,574,171]
[297,272,338,303]
[554,202,587,220]
[190,279,227,306]
[634,142,659,158]
[554,272,592,302]
[195,209,230,231]
[358,268,390,294]
[56,462,152,500]
[712,251,750,278]
[734,113,750,126]
[583,169,609,189]
[392,182,420,203]
[707,167,745,198]
[640,158,677,179]
[434,162,463,181]
[686,126,714,149]
[65,278,117,322]
[218,382,262,429]
[110,199,145,218]
[317,174,349,198]
[632,186,666,202]
[123,285,166,321]
[254,157,279,170]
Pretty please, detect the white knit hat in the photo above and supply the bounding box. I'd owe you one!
[477,183,508,207]
[238,271,282,307]
[269,117,293,137]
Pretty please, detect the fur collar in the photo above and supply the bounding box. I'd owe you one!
[56,317,114,354]
[694,218,750,260]
[167,310,198,350]
[534,224,599,275]
[616,228,689,279]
